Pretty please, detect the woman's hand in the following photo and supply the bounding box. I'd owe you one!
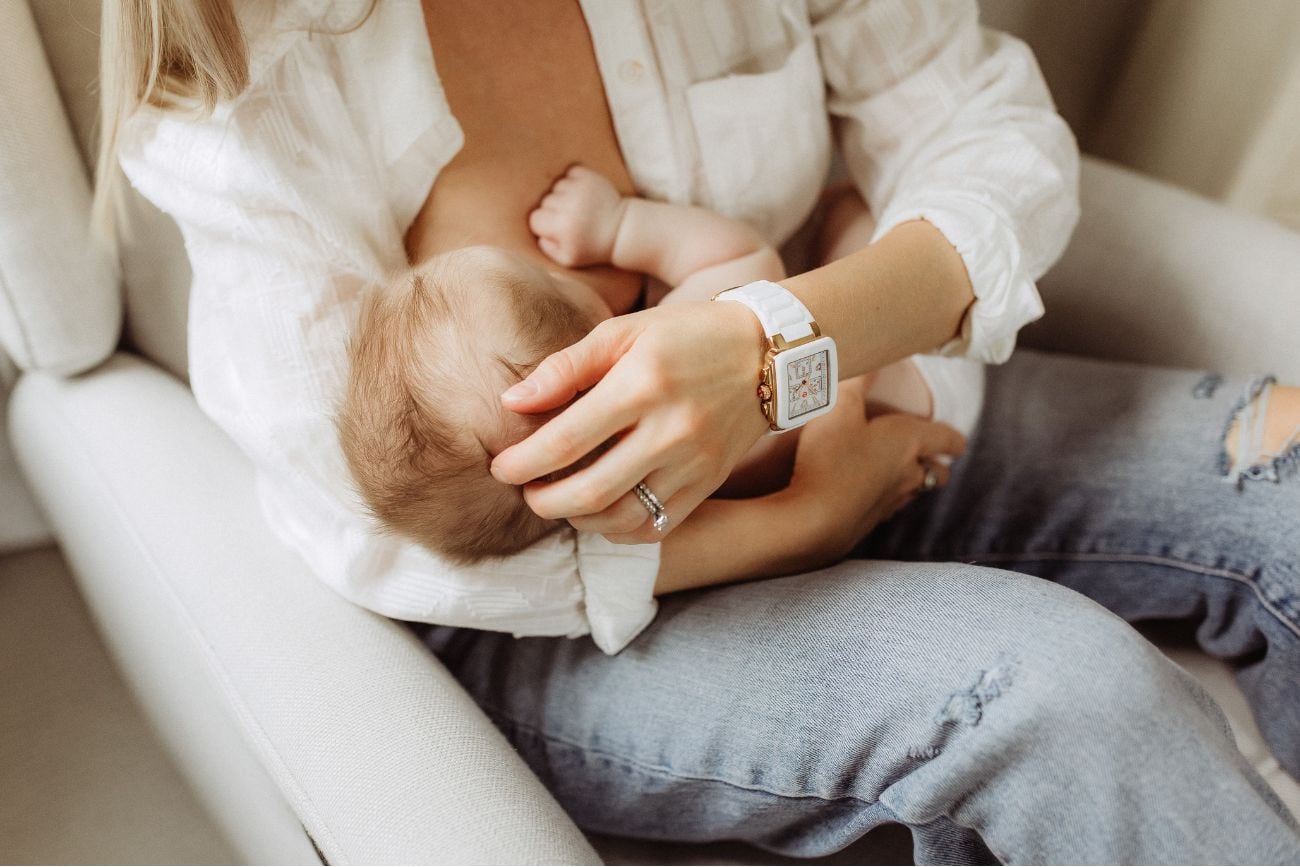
[489,299,772,542]
[787,378,966,560]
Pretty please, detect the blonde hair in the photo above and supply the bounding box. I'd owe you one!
[92,0,245,243]
[91,0,376,245]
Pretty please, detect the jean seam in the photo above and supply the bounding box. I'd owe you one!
[477,703,877,806]
[958,549,1300,640]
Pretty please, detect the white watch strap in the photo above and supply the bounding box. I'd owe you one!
[715,280,815,342]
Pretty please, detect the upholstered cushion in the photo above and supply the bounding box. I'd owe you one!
[0,0,119,376]
[29,0,192,382]
[1027,158,1300,383]
[8,354,602,864]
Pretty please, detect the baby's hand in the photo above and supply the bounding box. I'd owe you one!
[528,165,627,268]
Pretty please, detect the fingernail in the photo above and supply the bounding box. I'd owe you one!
[502,380,538,402]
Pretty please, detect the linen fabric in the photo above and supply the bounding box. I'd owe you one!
[115,0,1078,652]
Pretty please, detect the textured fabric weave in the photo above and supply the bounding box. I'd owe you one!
[0,0,118,376]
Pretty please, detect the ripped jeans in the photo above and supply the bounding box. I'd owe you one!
[422,350,1300,864]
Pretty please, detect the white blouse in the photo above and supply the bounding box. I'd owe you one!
[117,0,1080,654]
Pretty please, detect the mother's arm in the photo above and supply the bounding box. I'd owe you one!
[656,394,964,595]
[491,0,1079,540]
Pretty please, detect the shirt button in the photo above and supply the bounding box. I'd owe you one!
[619,59,645,84]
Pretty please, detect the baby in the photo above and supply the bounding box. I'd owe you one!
[339,166,972,564]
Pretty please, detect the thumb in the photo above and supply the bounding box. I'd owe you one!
[916,418,967,460]
[500,318,635,412]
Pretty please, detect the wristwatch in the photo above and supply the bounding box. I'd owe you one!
[712,280,838,432]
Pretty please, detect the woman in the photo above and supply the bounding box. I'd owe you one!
[97,0,1300,861]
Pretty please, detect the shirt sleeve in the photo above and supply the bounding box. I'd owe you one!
[115,64,659,654]
[811,0,1081,363]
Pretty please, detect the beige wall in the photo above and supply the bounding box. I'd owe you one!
[981,0,1149,139]
[991,0,1300,234]
[1088,0,1300,232]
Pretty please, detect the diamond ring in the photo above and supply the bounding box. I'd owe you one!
[633,482,670,533]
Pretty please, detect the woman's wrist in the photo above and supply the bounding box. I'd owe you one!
[783,219,975,379]
[712,297,773,436]
[654,487,831,595]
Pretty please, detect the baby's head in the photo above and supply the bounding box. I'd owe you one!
[338,246,611,564]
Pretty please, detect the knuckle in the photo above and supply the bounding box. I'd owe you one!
[670,414,701,445]
[622,384,654,416]
[614,506,647,535]
[546,425,582,463]
[643,356,675,394]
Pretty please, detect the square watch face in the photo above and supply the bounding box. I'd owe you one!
[785,349,830,419]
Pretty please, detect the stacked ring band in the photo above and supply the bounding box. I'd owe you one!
[633,482,670,532]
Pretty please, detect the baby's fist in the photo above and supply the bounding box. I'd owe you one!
[528,165,626,267]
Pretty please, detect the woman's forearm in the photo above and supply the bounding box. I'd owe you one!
[784,219,975,379]
[654,491,829,595]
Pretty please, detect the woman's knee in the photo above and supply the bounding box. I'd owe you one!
[739,561,1193,733]
[1223,379,1300,485]
[820,563,1216,737]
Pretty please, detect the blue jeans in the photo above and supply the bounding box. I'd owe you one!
[421,350,1300,864]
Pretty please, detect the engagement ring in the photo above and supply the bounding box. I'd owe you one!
[634,482,670,532]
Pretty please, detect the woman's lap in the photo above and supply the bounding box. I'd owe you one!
[421,349,1300,861]
[857,348,1300,772]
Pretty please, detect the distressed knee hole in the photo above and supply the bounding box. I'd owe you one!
[934,654,1016,727]
[1221,377,1300,487]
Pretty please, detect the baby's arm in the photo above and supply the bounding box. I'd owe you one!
[529,165,785,301]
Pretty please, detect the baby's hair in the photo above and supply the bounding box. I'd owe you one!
[338,248,593,564]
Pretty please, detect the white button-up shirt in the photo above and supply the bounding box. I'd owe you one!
[117,0,1079,654]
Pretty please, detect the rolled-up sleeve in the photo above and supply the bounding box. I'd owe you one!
[812,0,1080,363]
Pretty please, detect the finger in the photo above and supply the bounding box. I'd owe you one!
[916,420,967,460]
[927,461,952,489]
[564,465,678,535]
[493,363,644,484]
[603,478,708,545]
[566,490,650,535]
[528,207,561,238]
[497,318,635,413]
[907,460,950,498]
[537,237,572,266]
[901,457,949,499]
[521,426,665,519]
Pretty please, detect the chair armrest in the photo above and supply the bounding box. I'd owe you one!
[7,354,599,865]
[1022,155,1300,382]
